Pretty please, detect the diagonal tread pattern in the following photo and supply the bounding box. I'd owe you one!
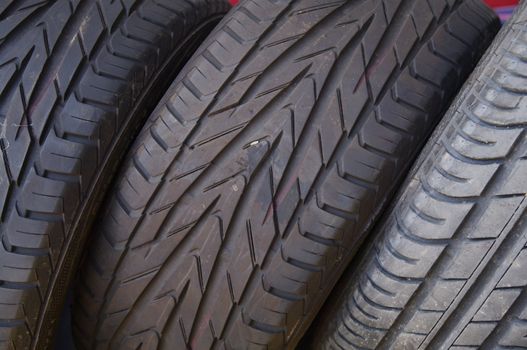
[73,0,499,349]
[0,0,230,348]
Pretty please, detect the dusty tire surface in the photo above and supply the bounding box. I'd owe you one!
[312,2,527,350]
[73,0,499,349]
[0,0,230,349]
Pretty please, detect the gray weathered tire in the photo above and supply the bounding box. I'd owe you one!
[312,2,527,349]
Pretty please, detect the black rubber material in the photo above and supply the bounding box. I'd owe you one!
[311,2,527,349]
[0,1,230,349]
[72,0,499,349]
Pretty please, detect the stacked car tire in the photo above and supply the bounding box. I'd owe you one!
[2,0,525,349]
[0,1,230,348]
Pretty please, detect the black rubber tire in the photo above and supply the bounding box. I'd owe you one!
[0,1,230,349]
[72,0,499,349]
[311,2,527,349]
